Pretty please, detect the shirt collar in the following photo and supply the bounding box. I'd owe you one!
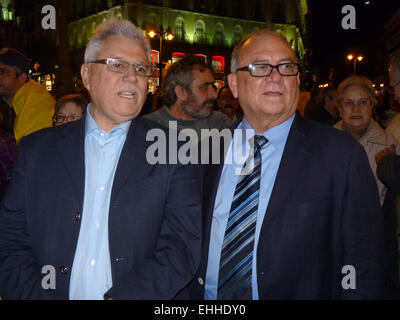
[240,113,295,152]
[85,103,132,137]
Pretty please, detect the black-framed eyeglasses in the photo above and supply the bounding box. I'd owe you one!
[236,63,300,77]
[53,114,81,123]
[388,80,400,94]
[87,58,155,77]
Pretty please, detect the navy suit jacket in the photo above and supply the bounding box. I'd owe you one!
[0,116,202,299]
[186,113,384,299]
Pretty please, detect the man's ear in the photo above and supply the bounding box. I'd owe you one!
[80,64,90,91]
[17,72,28,85]
[228,73,238,98]
[174,84,189,102]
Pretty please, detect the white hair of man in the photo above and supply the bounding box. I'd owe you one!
[84,19,152,63]
[230,29,297,73]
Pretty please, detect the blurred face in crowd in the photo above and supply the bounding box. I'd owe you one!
[217,87,239,118]
[0,63,26,103]
[339,85,373,134]
[81,35,149,132]
[228,33,300,133]
[389,66,400,103]
[181,67,217,119]
[54,102,83,126]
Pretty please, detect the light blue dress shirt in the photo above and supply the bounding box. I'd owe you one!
[69,105,131,300]
[204,114,295,300]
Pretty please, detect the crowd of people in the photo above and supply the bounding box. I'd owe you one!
[0,18,400,300]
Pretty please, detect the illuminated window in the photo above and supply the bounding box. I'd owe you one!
[213,23,225,46]
[151,50,160,64]
[147,13,156,25]
[194,20,206,44]
[194,54,207,63]
[172,52,185,63]
[232,25,242,45]
[175,17,185,41]
[212,56,225,73]
[2,8,9,21]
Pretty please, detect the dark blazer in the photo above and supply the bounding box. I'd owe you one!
[187,113,384,299]
[376,153,400,299]
[0,116,202,299]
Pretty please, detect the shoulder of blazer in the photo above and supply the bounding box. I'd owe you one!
[18,118,85,151]
[293,112,360,149]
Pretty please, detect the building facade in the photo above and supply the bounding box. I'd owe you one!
[0,0,20,49]
[9,0,309,91]
[67,0,309,89]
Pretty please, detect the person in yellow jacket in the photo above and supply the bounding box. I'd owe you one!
[12,79,55,142]
[0,48,54,143]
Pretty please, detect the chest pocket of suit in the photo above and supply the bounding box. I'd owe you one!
[296,196,333,254]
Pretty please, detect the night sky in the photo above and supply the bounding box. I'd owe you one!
[308,0,399,85]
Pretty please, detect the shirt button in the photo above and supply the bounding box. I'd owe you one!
[95,222,100,228]
[99,186,105,191]
[198,277,204,286]
[60,266,69,274]
[74,212,81,221]
[90,259,96,266]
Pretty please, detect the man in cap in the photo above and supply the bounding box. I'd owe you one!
[0,48,54,142]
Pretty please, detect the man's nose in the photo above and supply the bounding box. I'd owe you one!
[209,86,217,99]
[124,65,138,81]
[267,67,283,82]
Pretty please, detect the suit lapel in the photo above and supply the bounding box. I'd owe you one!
[111,117,151,200]
[57,119,86,208]
[262,113,314,226]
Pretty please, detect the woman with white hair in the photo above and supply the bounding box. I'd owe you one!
[334,75,400,204]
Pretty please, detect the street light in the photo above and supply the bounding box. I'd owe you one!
[347,54,364,74]
[148,25,174,86]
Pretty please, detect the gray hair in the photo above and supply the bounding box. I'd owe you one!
[161,54,212,107]
[84,19,152,63]
[337,75,377,108]
[388,50,400,78]
[230,29,295,73]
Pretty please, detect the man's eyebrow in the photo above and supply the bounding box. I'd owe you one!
[252,58,298,64]
[110,56,148,64]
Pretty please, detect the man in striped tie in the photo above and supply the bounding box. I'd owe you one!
[184,29,384,300]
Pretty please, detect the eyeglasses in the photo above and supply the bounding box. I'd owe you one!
[87,58,155,77]
[388,80,400,95]
[236,63,300,77]
[53,114,81,123]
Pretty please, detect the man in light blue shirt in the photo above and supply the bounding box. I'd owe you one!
[0,19,202,300]
[184,28,384,300]
[69,105,130,299]
[204,115,294,299]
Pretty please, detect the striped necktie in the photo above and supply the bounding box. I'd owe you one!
[217,134,268,300]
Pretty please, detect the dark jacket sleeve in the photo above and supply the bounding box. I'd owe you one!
[377,154,400,194]
[0,139,50,299]
[104,162,202,299]
[0,132,17,200]
[341,142,385,299]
